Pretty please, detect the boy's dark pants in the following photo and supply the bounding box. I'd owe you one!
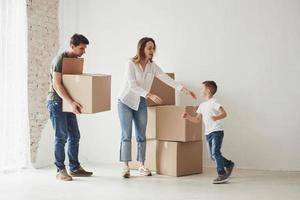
[206,131,233,176]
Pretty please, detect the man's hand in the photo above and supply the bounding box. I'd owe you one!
[71,101,82,114]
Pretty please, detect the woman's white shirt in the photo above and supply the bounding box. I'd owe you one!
[119,60,183,110]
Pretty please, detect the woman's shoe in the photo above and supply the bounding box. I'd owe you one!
[122,166,130,178]
[138,166,152,176]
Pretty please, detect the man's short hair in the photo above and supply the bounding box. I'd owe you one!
[70,34,89,46]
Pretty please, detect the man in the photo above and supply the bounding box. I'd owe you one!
[47,34,93,181]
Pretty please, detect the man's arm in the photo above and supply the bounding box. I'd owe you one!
[53,72,82,114]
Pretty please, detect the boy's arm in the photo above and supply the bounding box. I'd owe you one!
[211,106,227,121]
[182,112,202,123]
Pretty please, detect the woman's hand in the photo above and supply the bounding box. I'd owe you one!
[181,87,197,99]
[146,93,163,104]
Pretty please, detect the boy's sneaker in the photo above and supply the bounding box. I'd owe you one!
[70,166,93,177]
[122,166,130,178]
[138,166,152,176]
[56,169,72,181]
[213,174,229,184]
[225,162,235,177]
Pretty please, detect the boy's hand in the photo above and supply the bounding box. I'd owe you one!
[182,112,189,118]
[182,112,201,123]
[211,107,227,121]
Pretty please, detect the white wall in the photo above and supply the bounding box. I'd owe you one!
[54,0,300,171]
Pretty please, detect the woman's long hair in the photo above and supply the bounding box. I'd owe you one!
[132,37,156,64]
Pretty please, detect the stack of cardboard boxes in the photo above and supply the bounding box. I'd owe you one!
[61,59,201,176]
[61,58,111,113]
[130,74,203,177]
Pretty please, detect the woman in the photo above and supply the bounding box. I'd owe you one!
[118,37,196,178]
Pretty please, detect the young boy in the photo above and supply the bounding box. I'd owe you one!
[182,81,234,184]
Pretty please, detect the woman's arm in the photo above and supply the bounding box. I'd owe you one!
[154,64,197,99]
[156,73,183,91]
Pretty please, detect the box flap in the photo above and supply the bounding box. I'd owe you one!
[62,58,84,74]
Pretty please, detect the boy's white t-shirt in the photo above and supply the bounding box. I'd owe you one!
[196,98,223,135]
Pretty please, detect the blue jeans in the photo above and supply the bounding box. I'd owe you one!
[118,98,147,162]
[47,101,80,172]
[206,131,233,176]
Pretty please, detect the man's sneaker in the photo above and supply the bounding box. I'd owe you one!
[122,166,130,178]
[70,166,93,177]
[225,162,235,177]
[56,169,72,181]
[138,166,152,176]
[213,175,229,184]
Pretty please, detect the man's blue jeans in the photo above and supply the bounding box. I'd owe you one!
[118,98,147,162]
[47,101,80,171]
[206,131,232,176]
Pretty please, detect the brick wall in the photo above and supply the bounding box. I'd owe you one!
[27,0,59,162]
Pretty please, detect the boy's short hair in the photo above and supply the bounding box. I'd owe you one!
[70,34,89,46]
[202,80,217,96]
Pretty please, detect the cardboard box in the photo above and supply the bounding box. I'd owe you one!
[147,73,175,106]
[62,74,111,113]
[152,106,202,142]
[156,140,203,177]
[62,58,84,74]
[145,107,157,139]
[129,139,157,171]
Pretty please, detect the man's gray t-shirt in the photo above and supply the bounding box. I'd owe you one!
[47,51,70,102]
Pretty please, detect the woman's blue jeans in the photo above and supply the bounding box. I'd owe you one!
[118,98,147,162]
